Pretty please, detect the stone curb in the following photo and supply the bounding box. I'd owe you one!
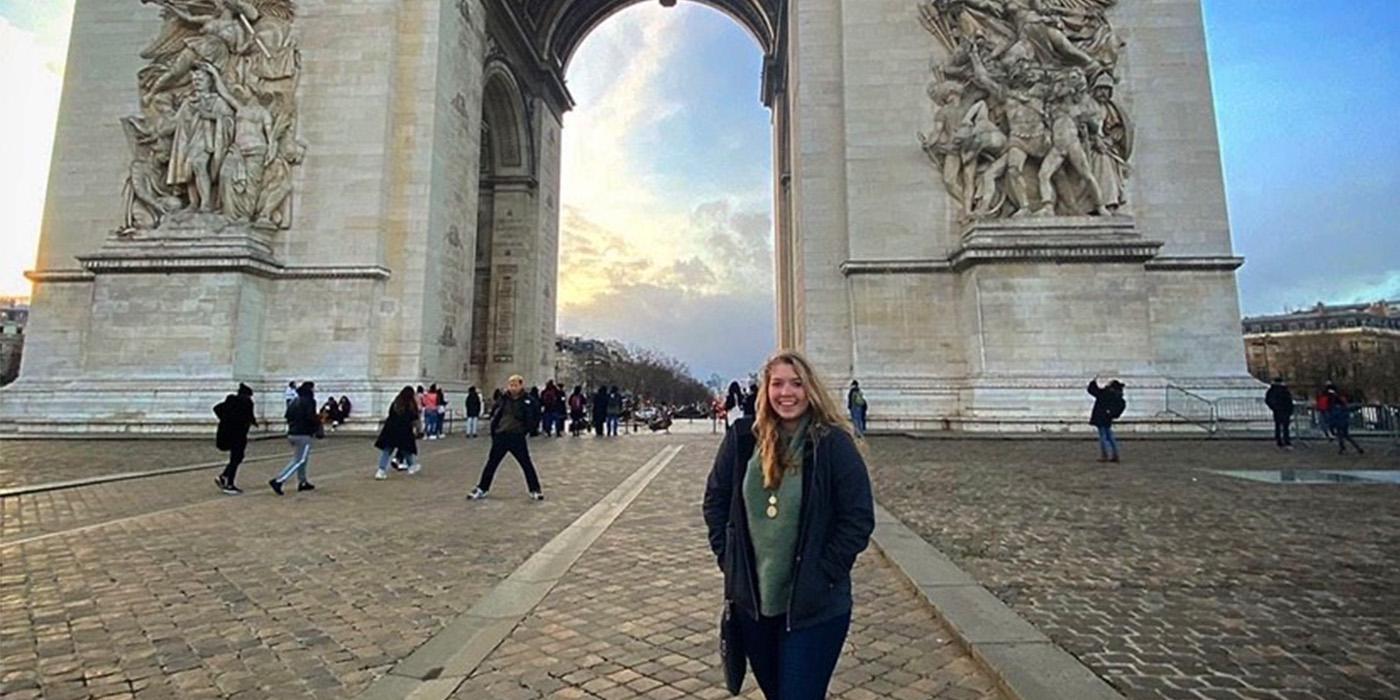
[871,504,1123,700]
[0,442,364,498]
[356,443,686,700]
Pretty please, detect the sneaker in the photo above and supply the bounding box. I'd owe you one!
[375,470,388,480]
[407,463,422,475]
[529,491,545,501]
[216,476,242,495]
[467,487,488,500]
[297,482,316,492]
[269,478,284,496]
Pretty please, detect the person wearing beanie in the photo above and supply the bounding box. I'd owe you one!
[214,383,258,494]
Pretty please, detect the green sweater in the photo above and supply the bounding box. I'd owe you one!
[743,422,808,617]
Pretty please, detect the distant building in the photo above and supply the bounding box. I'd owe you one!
[553,335,627,390]
[0,297,29,386]
[1242,300,1400,403]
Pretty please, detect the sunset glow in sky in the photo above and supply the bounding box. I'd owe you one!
[3,0,1397,380]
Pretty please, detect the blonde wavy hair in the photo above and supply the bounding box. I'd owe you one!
[754,350,856,490]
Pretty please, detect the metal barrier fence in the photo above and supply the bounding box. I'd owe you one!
[1164,385,1398,440]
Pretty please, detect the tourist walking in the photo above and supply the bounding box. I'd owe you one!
[568,385,588,436]
[541,380,565,437]
[847,380,868,436]
[607,386,623,436]
[1264,377,1295,449]
[283,381,297,406]
[374,386,423,479]
[1325,386,1365,455]
[593,385,609,436]
[422,384,441,439]
[703,350,874,700]
[433,386,448,438]
[1088,377,1126,463]
[271,381,321,494]
[467,375,544,500]
[465,386,482,437]
[213,383,257,494]
[743,383,759,418]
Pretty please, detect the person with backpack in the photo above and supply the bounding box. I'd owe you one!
[271,381,321,494]
[1088,377,1126,463]
[374,386,423,479]
[541,380,565,437]
[465,386,483,438]
[703,350,874,700]
[214,383,257,495]
[847,380,868,436]
[1264,377,1295,449]
[467,375,544,501]
[568,385,588,436]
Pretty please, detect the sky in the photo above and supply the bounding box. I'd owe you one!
[2,0,1397,381]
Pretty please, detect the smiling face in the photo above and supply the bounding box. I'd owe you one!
[508,376,525,397]
[766,361,810,426]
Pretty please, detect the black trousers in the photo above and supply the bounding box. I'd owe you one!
[476,433,542,492]
[220,440,247,484]
[1273,414,1291,446]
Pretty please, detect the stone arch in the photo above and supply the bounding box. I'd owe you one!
[535,0,778,70]
[480,61,534,177]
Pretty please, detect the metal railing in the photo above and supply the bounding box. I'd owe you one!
[1166,384,1399,441]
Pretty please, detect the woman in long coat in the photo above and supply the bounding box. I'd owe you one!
[374,386,422,479]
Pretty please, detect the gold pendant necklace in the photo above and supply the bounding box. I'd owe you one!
[766,493,779,519]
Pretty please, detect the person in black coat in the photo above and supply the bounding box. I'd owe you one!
[1088,378,1126,463]
[214,383,257,494]
[592,385,609,436]
[270,381,320,495]
[374,386,422,479]
[703,350,873,700]
[465,386,483,438]
[1264,377,1295,449]
[467,375,544,500]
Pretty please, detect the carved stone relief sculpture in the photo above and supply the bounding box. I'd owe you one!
[121,0,304,235]
[917,0,1133,221]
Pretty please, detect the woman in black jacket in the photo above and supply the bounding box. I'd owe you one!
[465,386,483,438]
[374,386,422,479]
[703,351,874,699]
[1087,378,1126,463]
[214,383,257,495]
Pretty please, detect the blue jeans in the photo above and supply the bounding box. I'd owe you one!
[275,435,313,484]
[424,411,441,436]
[377,448,416,471]
[1096,425,1119,458]
[738,611,851,700]
[607,416,620,435]
[850,407,867,435]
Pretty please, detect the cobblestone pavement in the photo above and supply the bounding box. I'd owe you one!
[450,437,1004,700]
[0,436,291,490]
[867,437,1400,700]
[0,434,669,699]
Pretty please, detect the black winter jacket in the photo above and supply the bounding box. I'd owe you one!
[1265,384,1294,417]
[703,417,874,631]
[489,393,539,435]
[214,395,257,450]
[285,395,321,436]
[1087,381,1126,428]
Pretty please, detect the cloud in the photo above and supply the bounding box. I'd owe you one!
[0,10,72,297]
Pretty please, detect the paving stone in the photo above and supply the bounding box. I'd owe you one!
[869,436,1400,700]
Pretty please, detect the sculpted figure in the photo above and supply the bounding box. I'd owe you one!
[969,51,1051,217]
[256,132,306,229]
[1036,69,1107,216]
[1089,72,1132,211]
[120,116,182,231]
[142,0,262,95]
[207,68,276,221]
[164,66,235,212]
[920,81,969,204]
